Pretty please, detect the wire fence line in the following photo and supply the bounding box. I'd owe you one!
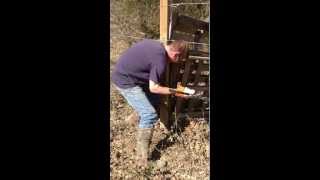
[169,2,210,8]
[111,34,210,46]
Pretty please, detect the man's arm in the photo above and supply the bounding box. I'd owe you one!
[149,80,195,96]
[149,80,175,95]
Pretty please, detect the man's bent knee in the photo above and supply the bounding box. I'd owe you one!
[138,111,158,128]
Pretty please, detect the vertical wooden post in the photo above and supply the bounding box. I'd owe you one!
[159,0,171,130]
[160,0,168,42]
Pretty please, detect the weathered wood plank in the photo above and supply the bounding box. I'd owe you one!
[189,56,209,60]
[170,30,209,53]
[191,86,210,91]
[188,49,209,56]
[193,29,204,52]
[170,31,195,42]
[187,58,205,112]
[173,15,209,34]
[181,59,193,86]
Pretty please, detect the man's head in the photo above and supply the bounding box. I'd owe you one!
[165,40,188,63]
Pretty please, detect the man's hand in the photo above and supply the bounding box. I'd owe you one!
[176,82,196,95]
[149,80,196,97]
[175,92,191,98]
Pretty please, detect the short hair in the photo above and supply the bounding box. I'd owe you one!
[167,40,188,53]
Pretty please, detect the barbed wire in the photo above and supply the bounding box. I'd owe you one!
[111,34,209,46]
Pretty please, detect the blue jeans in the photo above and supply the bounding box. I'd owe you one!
[114,85,160,128]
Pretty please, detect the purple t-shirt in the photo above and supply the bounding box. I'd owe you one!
[111,39,167,88]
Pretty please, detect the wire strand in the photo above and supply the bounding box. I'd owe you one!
[111,34,210,46]
[168,2,210,8]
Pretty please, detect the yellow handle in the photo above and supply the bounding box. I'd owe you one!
[176,82,185,93]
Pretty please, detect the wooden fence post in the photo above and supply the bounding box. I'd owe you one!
[159,0,171,130]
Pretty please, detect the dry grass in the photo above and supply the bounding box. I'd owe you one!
[110,85,210,179]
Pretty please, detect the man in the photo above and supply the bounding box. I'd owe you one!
[111,39,194,167]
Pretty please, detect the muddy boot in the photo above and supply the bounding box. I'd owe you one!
[125,111,139,126]
[136,128,153,168]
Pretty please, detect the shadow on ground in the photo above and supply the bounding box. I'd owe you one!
[150,117,190,161]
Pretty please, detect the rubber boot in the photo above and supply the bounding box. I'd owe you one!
[125,111,139,126]
[136,128,153,168]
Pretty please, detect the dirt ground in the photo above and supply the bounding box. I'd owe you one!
[110,82,210,179]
